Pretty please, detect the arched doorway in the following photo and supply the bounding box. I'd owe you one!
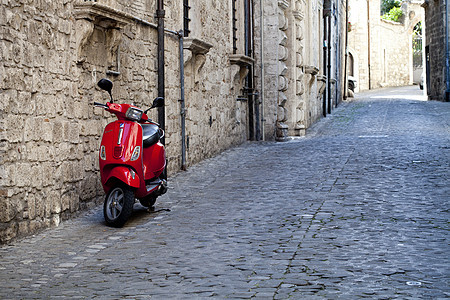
[348,52,354,77]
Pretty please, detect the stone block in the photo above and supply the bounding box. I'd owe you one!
[0,222,17,244]
[53,120,63,143]
[34,191,45,218]
[81,120,101,136]
[6,114,24,143]
[30,165,43,188]
[79,174,97,201]
[0,192,14,223]
[15,163,32,187]
[64,121,80,144]
[60,160,75,183]
[25,193,36,220]
[61,192,70,212]
[24,116,51,142]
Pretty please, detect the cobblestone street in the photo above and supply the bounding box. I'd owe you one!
[0,86,449,299]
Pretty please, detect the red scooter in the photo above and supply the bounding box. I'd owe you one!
[94,78,167,227]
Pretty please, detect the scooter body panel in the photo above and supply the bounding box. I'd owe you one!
[143,141,166,180]
[99,120,144,193]
[99,119,166,198]
[101,165,141,193]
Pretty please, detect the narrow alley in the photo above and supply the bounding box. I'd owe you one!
[0,86,448,299]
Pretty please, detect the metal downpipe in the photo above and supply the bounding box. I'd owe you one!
[323,16,327,117]
[157,0,165,146]
[259,0,265,140]
[179,32,187,170]
[343,0,349,100]
[327,14,332,115]
[367,0,371,90]
[445,0,450,101]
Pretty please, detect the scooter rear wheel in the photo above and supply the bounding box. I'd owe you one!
[104,186,135,227]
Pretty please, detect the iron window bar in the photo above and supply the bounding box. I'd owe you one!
[183,0,191,37]
[232,0,238,54]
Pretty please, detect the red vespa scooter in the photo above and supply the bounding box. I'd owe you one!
[94,78,167,227]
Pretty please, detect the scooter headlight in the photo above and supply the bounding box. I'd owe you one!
[126,107,143,121]
[131,146,141,161]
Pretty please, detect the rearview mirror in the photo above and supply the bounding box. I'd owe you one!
[97,78,114,102]
[145,97,164,114]
[98,78,113,92]
[151,97,164,108]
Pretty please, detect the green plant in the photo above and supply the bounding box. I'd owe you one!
[381,0,401,15]
[381,6,403,22]
[413,22,422,36]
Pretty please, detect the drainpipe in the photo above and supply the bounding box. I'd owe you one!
[327,13,332,115]
[251,0,261,141]
[157,0,165,145]
[323,16,328,117]
[260,0,265,140]
[244,0,255,140]
[445,0,450,101]
[343,0,349,100]
[179,31,187,170]
[335,0,340,108]
[367,0,371,90]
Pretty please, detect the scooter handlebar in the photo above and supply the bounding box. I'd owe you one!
[93,102,109,109]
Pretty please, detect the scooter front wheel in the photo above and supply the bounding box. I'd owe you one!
[104,186,135,227]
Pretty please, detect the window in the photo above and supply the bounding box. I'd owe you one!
[183,0,190,37]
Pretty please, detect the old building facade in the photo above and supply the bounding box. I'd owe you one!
[0,0,347,243]
[348,0,424,92]
[422,0,450,101]
[255,0,347,140]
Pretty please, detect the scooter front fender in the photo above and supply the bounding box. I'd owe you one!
[102,166,141,193]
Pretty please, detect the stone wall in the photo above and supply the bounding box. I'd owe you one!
[348,0,423,91]
[0,0,348,243]
[423,0,450,101]
[182,0,248,166]
[253,0,346,141]
[0,0,246,243]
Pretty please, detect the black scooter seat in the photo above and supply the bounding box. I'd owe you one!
[142,124,161,147]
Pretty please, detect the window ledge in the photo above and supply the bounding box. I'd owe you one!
[229,54,254,67]
[74,2,133,27]
[183,38,213,55]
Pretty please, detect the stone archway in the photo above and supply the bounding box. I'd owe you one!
[404,3,424,86]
